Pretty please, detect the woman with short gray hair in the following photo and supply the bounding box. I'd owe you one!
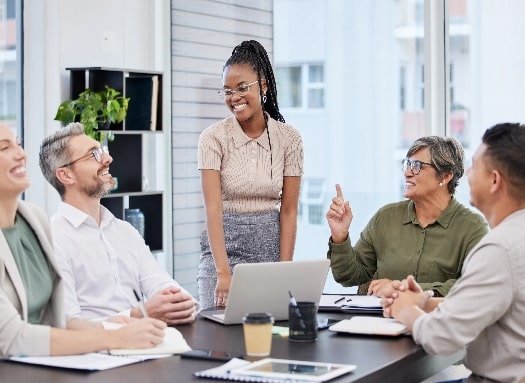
[326,135,488,297]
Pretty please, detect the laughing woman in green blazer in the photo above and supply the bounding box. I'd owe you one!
[326,136,489,297]
[0,123,166,357]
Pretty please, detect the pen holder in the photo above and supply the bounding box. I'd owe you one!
[289,302,318,342]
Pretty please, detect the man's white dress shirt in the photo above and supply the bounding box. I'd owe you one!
[51,202,193,321]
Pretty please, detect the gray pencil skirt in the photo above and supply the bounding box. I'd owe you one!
[197,210,280,309]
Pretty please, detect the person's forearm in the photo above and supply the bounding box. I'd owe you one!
[67,318,103,330]
[330,231,349,244]
[394,305,425,333]
[279,210,297,261]
[201,171,229,273]
[327,238,371,286]
[50,328,118,355]
[206,212,229,273]
[423,297,444,312]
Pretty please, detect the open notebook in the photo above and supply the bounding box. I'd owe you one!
[8,326,192,371]
[108,326,191,356]
[200,259,330,325]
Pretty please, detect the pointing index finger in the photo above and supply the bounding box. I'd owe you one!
[335,184,344,202]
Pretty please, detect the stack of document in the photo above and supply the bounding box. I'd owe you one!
[319,294,383,314]
[341,295,382,312]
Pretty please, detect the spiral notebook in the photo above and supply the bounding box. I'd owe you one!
[194,357,356,382]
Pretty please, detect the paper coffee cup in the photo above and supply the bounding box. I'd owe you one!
[242,313,274,356]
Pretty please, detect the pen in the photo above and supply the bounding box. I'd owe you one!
[288,290,306,329]
[288,290,298,306]
[133,289,148,318]
[334,297,345,304]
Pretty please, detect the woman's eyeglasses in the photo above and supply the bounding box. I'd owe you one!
[402,158,435,175]
[218,81,259,99]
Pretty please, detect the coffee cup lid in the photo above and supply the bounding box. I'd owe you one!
[242,312,274,324]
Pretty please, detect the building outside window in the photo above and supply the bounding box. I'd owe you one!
[299,177,327,226]
[274,0,525,293]
[276,63,324,109]
[0,0,18,131]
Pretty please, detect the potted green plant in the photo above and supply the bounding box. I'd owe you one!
[54,85,130,142]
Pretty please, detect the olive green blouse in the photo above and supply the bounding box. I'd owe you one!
[327,198,489,296]
[2,213,53,324]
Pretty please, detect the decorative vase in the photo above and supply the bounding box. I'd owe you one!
[125,208,145,238]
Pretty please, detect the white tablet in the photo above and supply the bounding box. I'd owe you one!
[232,358,357,382]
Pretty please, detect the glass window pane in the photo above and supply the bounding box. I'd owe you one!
[308,64,323,82]
[448,0,525,207]
[0,0,18,130]
[275,66,301,108]
[307,88,324,109]
[275,0,424,293]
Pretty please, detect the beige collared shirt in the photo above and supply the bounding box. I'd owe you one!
[198,115,303,214]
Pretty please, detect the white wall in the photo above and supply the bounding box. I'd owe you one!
[24,0,170,207]
[170,0,274,296]
[23,0,173,270]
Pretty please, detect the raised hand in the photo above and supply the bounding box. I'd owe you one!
[325,184,353,243]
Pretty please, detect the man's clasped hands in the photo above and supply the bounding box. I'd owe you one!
[380,275,441,333]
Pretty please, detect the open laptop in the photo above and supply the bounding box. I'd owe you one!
[199,259,330,325]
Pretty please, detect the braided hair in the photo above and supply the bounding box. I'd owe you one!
[224,40,285,123]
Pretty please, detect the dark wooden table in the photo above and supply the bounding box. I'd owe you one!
[0,311,462,383]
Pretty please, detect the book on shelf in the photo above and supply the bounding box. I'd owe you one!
[149,75,159,131]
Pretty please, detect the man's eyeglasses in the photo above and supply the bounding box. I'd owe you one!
[402,158,435,175]
[62,146,109,168]
[218,81,259,99]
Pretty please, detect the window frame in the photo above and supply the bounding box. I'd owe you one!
[276,62,325,110]
[424,0,449,136]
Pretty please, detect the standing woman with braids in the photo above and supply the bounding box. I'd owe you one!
[197,40,304,308]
